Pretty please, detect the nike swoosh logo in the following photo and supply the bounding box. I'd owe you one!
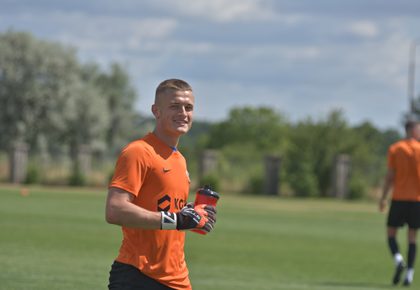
[163,168,171,173]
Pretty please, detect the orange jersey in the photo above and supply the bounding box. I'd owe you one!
[388,139,420,201]
[109,133,191,290]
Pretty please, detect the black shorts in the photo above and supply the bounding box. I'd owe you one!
[108,261,174,290]
[387,200,420,229]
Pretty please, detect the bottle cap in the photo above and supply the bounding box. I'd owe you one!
[198,185,220,199]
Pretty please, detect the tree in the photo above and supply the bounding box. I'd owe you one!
[285,111,401,198]
[60,78,109,156]
[207,106,289,153]
[285,110,354,196]
[350,122,401,189]
[0,30,142,156]
[0,30,83,151]
[88,63,138,153]
[205,106,289,193]
[0,31,146,185]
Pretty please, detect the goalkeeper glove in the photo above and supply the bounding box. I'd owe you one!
[161,203,216,233]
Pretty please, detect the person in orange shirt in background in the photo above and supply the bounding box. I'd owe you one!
[105,79,217,290]
[380,120,420,286]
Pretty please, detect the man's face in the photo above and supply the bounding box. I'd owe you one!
[153,90,194,137]
[412,124,420,141]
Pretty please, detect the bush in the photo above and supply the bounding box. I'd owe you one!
[287,160,320,197]
[245,174,264,195]
[199,174,220,192]
[291,173,319,197]
[69,168,86,186]
[347,175,368,200]
[25,164,41,184]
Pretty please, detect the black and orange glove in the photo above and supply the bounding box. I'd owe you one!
[161,203,216,232]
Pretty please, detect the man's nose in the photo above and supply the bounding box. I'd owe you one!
[178,106,187,115]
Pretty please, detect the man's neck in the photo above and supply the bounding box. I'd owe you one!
[153,129,179,148]
[406,136,420,142]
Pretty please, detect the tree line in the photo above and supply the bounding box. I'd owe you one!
[0,31,403,197]
[0,30,140,182]
[177,108,401,198]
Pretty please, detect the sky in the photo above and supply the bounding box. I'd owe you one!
[2,0,420,130]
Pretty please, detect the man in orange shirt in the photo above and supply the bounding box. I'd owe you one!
[105,79,217,290]
[380,120,420,286]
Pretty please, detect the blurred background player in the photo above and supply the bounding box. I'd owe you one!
[105,79,217,290]
[379,120,420,286]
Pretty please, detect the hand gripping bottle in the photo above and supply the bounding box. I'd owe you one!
[192,185,220,235]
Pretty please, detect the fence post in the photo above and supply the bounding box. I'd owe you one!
[331,154,351,198]
[264,155,281,195]
[9,142,29,184]
[199,150,218,181]
[77,145,92,176]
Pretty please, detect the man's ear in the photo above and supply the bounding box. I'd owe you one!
[151,104,160,118]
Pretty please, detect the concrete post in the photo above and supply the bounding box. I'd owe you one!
[76,145,92,175]
[331,154,351,198]
[264,155,281,195]
[199,150,219,181]
[9,142,29,184]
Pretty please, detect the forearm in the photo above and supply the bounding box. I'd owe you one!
[381,170,394,200]
[107,202,161,229]
[381,182,390,200]
[105,187,161,229]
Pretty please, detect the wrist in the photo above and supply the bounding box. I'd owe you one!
[160,211,177,230]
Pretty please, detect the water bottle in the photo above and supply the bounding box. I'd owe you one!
[192,185,219,235]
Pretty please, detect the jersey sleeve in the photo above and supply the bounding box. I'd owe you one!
[109,143,148,196]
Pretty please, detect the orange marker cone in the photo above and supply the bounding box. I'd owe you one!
[20,187,29,197]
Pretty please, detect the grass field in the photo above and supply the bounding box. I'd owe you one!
[0,185,417,290]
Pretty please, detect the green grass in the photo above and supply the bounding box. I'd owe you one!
[0,185,416,289]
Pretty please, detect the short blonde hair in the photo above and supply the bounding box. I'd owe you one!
[155,79,193,104]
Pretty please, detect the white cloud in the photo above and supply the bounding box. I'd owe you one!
[170,0,277,22]
[4,11,177,49]
[347,20,379,38]
[3,11,180,66]
[363,34,412,89]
